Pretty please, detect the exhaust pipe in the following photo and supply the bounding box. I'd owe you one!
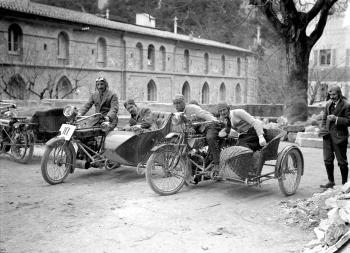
[75,159,90,169]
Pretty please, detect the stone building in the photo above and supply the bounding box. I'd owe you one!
[308,8,350,103]
[0,0,258,104]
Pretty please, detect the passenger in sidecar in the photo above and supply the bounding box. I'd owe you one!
[103,110,173,170]
[123,99,153,132]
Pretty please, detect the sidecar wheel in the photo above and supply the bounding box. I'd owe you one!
[146,150,187,196]
[10,130,34,164]
[41,141,72,185]
[276,146,303,196]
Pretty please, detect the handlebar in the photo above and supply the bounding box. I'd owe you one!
[76,113,102,122]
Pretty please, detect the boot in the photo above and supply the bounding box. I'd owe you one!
[320,164,335,188]
[340,165,348,185]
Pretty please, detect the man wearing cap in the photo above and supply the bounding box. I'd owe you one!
[217,102,266,151]
[123,99,153,130]
[79,77,119,131]
[173,94,221,171]
[320,85,350,188]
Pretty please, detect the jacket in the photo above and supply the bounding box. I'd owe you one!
[80,89,119,121]
[321,99,350,144]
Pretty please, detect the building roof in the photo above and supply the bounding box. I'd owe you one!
[0,0,252,54]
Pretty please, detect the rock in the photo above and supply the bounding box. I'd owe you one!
[324,223,348,246]
[288,132,297,143]
[285,125,306,133]
[305,126,317,132]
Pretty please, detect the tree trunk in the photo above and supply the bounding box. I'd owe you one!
[284,40,311,123]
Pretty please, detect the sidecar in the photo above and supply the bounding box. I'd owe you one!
[30,108,68,143]
[104,111,173,168]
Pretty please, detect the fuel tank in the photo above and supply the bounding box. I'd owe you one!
[104,129,164,166]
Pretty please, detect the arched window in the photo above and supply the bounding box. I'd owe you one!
[136,42,143,70]
[8,74,28,100]
[57,32,69,59]
[8,24,23,54]
[182,81,191,103]
[97,37,107,67]
[147,80,157,101]
[221,55,225,75]
[147,44,155,70]
[201,82,209,104]
[219,83,226,101]
[184,49,190,73]
[204,53,209,74]
[56,76,73,99]
[237,57,241,76]
[160,46,166,71]
[235,83,242,104]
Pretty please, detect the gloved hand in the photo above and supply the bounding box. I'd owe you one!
[258,135,267,146]
[228,129,238,138]
[218,129,227,138]
[129,118,137,126]
[140,122,151,129]
[104,116,110,122]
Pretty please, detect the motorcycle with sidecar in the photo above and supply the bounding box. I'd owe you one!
[145,113,304,196]
[0,102,68,163]
[0,102,34,163]
[40,105,173,184]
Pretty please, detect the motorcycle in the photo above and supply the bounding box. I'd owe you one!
[0,102,34,163]
[145,113,303,196]
[40,105,173,185]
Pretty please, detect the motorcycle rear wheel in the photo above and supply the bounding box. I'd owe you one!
[146,150,187,196]
[10,130,34,164]
[41,141,73,185]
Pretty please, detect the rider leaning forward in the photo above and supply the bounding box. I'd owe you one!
[217,102,267,151]
[173,94,221,172]
[123,99,153,131]
[78,77,119,131]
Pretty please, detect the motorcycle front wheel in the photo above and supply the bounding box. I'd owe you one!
[10,130,34,164]
[146,149,188,196]
[41,141,73,185]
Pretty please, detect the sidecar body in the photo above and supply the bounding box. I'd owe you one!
[104,111,172,166]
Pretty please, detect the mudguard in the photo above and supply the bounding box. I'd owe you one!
[150,143,182,153]
[275,145,304,177]
[45,136,76,173]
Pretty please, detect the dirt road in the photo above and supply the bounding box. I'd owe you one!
[0,144,348,253]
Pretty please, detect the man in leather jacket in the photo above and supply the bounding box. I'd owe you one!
[79,77,119,131]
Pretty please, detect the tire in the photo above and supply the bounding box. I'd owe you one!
[10,130,34,164]
[41,140,73,185]
[146,149,188,196]
[276,146,303,196]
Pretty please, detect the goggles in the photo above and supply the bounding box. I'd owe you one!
[96,77,107,83]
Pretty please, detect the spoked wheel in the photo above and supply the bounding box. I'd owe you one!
[41,141,73,185]
[146,149,188,196]
[10,130,34,164]
[276,146,304,196]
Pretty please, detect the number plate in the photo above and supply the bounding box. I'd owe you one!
[59,124,76,140]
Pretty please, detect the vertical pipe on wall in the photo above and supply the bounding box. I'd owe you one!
[121,31,126,100]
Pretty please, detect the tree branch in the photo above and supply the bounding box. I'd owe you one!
[308,6,331,47]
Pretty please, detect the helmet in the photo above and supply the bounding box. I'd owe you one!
[96,77,107,83]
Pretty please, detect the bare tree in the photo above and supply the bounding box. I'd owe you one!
[250,0,346,123]
[0,43,87,100]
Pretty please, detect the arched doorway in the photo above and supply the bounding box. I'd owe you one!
[8,74,28,99]
[219,83,226,101]
[235,83,242,104]
[182,81,191,103]
[201,82,209,104]
[56,76,73,99]
[147,80,157,101]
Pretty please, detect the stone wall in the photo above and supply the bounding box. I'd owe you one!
[4,99,325,119]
